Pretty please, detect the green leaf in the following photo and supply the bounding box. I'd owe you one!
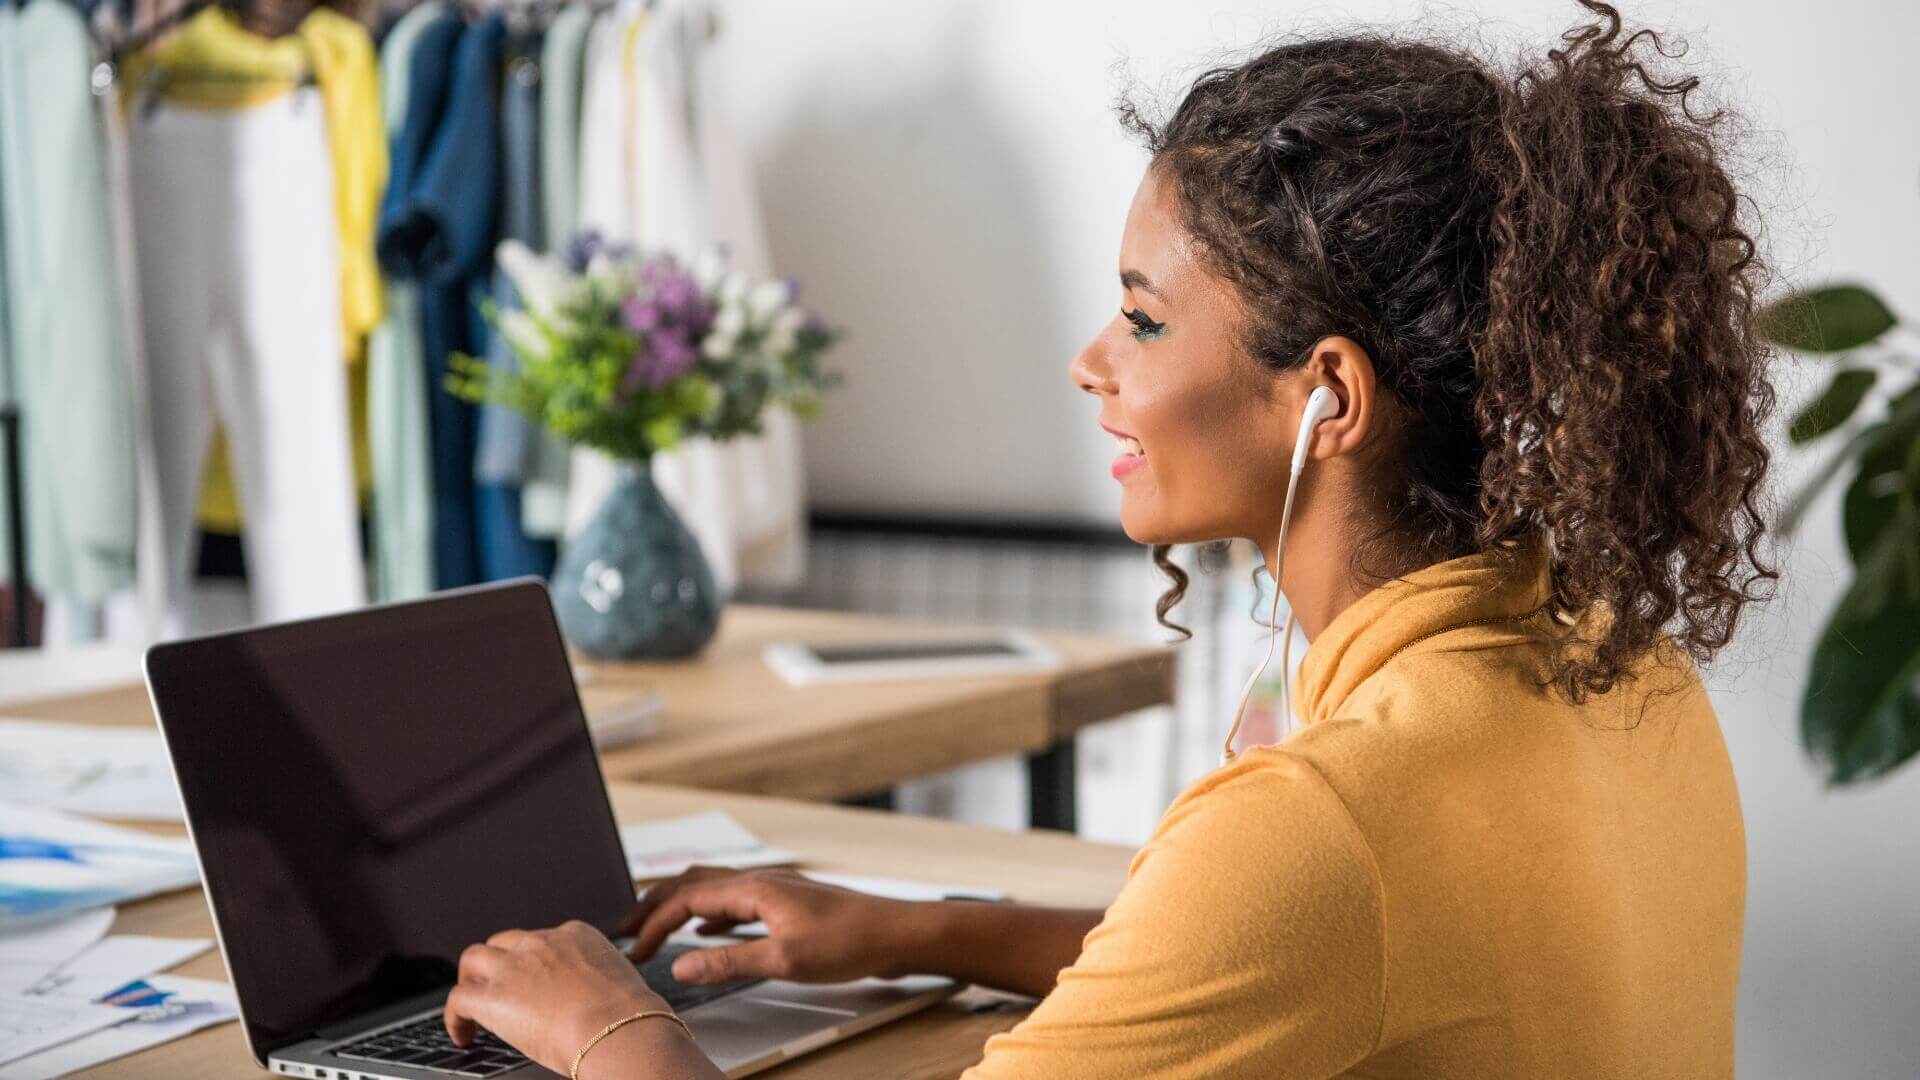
[1802,520,1920,786]
[1841,387,1920,563]
[1758,285,1898,353]
[1789,369,1878,444]
[1779,422,1888,537]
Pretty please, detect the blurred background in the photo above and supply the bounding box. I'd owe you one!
[1,1,1916,1076]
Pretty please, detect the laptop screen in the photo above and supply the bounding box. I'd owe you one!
[145,580,635,1058]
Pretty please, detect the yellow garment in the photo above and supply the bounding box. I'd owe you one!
[965,543,1744,1079]
[123,6,384,529]
[117,6,306,110]
[297,6,386,345]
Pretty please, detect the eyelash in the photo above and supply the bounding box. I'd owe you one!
[1123,308,1167,341]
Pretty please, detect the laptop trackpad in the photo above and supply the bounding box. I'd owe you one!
[687,997,849,1061]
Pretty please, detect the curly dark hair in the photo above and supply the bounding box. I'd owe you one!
[1130,0,1777,702]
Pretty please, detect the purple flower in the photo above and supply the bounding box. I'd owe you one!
[649,334,699,385]
[622,297,662,332]
[621,332,701,394]
[566,229,634,273]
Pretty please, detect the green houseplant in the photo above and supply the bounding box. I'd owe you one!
[1756,284,1920,785]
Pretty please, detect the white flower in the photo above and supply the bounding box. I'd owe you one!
[702,331,736,359]
[584,252,630,293]
[746,279,793,324]
[496,240,582,320]
[500,308,547,358]
[764,306,806,354]
[692,249,726,294]
[717,269,749,306]
[711,303,746,341]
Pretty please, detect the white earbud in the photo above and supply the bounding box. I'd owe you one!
[1224,385,1339,763]
[1291,386,1338,474]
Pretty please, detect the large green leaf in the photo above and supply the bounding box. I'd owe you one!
[1802,521,1920,786]
[1789,368,1878,444]
[1758,285,1898,354]
[1841,386,1920,563]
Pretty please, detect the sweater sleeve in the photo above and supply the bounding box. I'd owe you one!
[961,750,1385,1080]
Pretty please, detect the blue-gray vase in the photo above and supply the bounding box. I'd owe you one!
[549,463,720,660]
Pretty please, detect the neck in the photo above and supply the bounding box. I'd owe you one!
[1257,474,1374,641]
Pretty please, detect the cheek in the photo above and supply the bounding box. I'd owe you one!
[1131,363,1255,486]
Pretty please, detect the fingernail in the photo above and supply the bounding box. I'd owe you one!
[673,954,704,982]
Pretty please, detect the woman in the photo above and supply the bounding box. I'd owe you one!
[441,2,1774,1076]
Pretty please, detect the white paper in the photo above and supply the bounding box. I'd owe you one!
[0,910,115,995]
[0,993,126,1067]
[29,936,212,1001]
[620,811,799,880]
[0,976,237,1079]
[0,803,199,930]
[803,872,1006,904]
[0,720,183,822]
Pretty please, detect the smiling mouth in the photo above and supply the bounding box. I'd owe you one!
[1110,432,1144,457]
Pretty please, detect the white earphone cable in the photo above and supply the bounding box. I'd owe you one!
[1222,461,1303,764]
[1222,385,1334,765]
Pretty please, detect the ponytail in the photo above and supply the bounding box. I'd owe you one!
[1472,1,1776,698]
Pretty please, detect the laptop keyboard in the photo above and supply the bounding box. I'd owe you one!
[332,1017,526,1076]
[329,944,760,1076]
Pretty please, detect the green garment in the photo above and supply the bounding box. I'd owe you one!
[520,1,596,541]
[365,0,446,602]
[0,0,139,602]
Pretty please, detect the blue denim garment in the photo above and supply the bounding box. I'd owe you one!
[377,13,506,589]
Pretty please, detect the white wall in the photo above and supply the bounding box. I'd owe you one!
[708,1,1920,1075]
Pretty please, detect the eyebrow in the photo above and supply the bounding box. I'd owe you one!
[1120,269,1166,302]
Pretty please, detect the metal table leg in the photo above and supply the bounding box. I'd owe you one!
[840,789,897,812]
[1027,738,1077,833]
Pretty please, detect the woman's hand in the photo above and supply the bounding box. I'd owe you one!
[442,920,709,1077]
[621,867,923,985]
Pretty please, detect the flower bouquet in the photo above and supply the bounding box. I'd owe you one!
[449,230,840,458]
[448,231,842,659]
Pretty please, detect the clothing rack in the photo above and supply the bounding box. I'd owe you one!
[2,403,28,647]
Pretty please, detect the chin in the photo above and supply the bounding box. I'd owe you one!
[1117,499,1187,548]
[1118,494,1235,549]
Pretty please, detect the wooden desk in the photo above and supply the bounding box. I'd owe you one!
[10,606,1174,833]
[74,783,1134,1079]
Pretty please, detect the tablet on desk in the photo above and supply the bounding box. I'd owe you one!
[763,631,1063,685]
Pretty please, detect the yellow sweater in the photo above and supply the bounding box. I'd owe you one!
[965,544,1744,1079]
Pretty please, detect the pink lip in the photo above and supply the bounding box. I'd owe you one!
[1101,423,1146,480]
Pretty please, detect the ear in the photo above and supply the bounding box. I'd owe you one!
[1298,335,1377,462]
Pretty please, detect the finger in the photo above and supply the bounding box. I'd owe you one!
[693,919,742,937]
[673,939,786,984]
[630,877,772,963]
[457,944,506,986]
[486,928,536,950]
[443,983,483,1047]
[618,865,734,937]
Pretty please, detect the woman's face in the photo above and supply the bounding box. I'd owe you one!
[1071,167,1297,547]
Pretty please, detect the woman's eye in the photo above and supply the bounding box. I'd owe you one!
[1123,308,1167,341]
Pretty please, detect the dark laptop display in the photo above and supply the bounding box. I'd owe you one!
[145,580,634,1060]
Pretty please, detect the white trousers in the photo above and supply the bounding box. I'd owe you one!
[128,88,365,636]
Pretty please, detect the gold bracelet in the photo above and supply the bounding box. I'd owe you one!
[569,1009,693,1080]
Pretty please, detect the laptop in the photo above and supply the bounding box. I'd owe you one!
[144,578,958,1079]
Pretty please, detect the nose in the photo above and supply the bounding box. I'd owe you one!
[1071,334,1116,397]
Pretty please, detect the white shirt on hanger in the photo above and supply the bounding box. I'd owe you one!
[569,0,807,595]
